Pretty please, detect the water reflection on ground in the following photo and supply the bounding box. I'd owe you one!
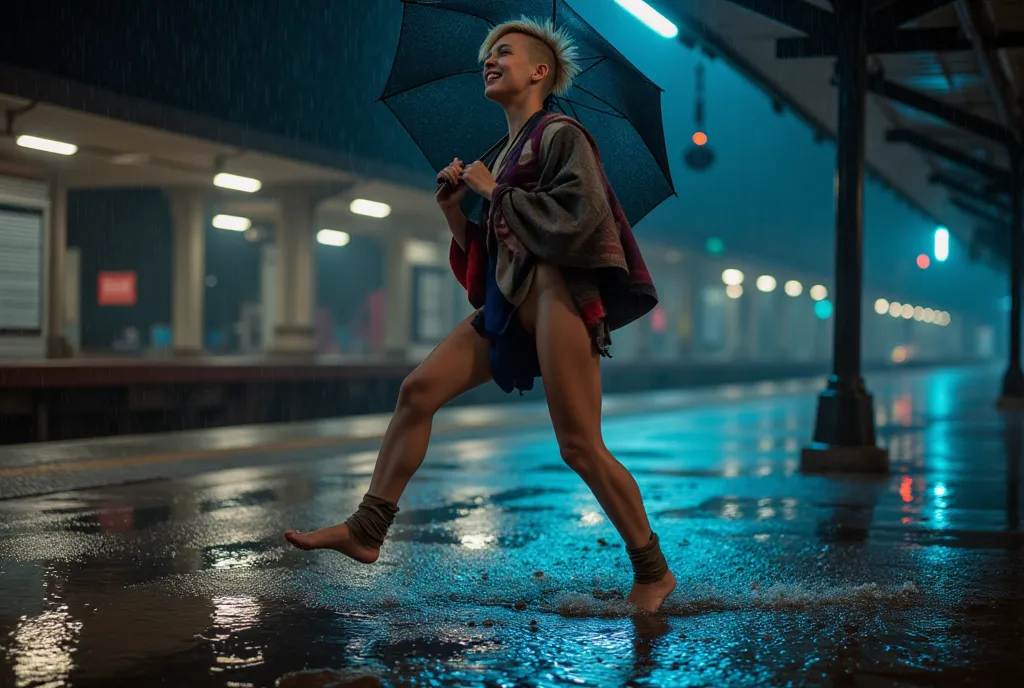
[0,368,1022,686]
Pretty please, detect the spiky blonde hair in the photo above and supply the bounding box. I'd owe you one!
[478,17,580,97]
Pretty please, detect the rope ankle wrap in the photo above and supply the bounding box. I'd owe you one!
[627,531,669,584]
[344,493,399,550]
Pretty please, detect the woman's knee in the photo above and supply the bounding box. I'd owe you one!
[558,434,604,479]
[396,370,441,419]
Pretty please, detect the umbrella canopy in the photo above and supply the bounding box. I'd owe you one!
[379,0,675,227]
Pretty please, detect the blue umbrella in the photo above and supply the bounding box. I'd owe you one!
[379,0,675,226]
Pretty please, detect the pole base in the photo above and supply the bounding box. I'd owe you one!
[996,395,1024,411]
[1000,366,1024,406]
[801,443,890,474]
[802,375,889,474]
[270,326,316,355]
[45,336,73,359]
[171,347,204,357]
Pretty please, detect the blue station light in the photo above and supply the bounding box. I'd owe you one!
[614,0,679,38]
[934,226,949,262]
[814,299,833,320]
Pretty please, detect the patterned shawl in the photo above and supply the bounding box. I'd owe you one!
[449,111,658,348]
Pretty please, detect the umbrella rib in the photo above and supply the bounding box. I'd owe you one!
[379,69,482,102]
[558,97,626,120]
[575,56,607,78]
[571,85,629,120]
[407,1,496,28]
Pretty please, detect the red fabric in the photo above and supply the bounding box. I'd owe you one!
[449,221,487,308]
[449,113,658,339]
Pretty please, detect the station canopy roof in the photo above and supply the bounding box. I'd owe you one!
[666,0,1024,266]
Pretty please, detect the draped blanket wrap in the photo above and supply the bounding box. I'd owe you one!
[449,112,658,394]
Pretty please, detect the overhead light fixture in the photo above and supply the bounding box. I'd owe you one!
[16,134,77,156]
[934,226,949,262]
[784,280,803,297]
[725,284,743,299]
[317,228,351,247]
[350,198,392,218]
[874,298,889,315]
[614,0,679,38]
[809,285,828,302]
[212,214,252,232]
[214,172,262,193]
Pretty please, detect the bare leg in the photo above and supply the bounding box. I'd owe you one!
[518,264,675,612]
[285,314,492,561]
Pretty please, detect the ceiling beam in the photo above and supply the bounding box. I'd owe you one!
[951,195,1008,227]
[867,74,1016,147]
[930,171,1011,211]
[777,27,1024,57]
[716,0,833,35]
[886,128,1011,181]
[870,0,955,28]
[955,0,1020,137]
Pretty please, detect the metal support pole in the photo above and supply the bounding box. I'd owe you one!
[1000,153,1024,403]
[802,0,888,473]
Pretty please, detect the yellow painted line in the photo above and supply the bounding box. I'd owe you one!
[0,416,536,480]
[0,386,803,481]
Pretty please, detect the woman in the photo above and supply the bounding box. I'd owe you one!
[286,18,675,613]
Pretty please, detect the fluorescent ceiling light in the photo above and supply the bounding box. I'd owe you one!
[212,214,252,232]
[214,172,262,193]
[614,0,679,38]
[350,198,392,218]
[16,135,78,156]
[317,229,351,247]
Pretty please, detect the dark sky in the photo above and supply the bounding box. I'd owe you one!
[0,0,1005,317]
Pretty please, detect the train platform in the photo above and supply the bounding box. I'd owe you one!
[0,366,1021,686]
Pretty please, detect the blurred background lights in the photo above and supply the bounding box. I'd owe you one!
[809,285,828,301]
[722,269,744,286]
[756,275,777,292]
[784,280,803,297]
[726,284,743,299]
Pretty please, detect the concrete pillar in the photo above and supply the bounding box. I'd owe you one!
[46,181,72,358]
[271,193,317,354]
[169,188,205,355]
[383,234,411,360]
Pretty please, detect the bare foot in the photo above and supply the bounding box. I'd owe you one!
[626,570,677,614]
[284,523,380,564]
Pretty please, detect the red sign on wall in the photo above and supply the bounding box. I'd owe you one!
[97,272,137,306]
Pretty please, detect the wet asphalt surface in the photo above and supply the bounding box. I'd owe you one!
[1,367,1022,687]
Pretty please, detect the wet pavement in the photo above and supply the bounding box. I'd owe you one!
[1,366,1022,687]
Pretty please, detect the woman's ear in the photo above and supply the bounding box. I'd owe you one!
[531,62,551,85]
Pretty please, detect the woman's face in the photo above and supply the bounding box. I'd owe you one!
[482,32,546,103]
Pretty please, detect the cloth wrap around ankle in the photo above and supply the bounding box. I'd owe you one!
[344,493,400,550]
[627,532,669,584]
